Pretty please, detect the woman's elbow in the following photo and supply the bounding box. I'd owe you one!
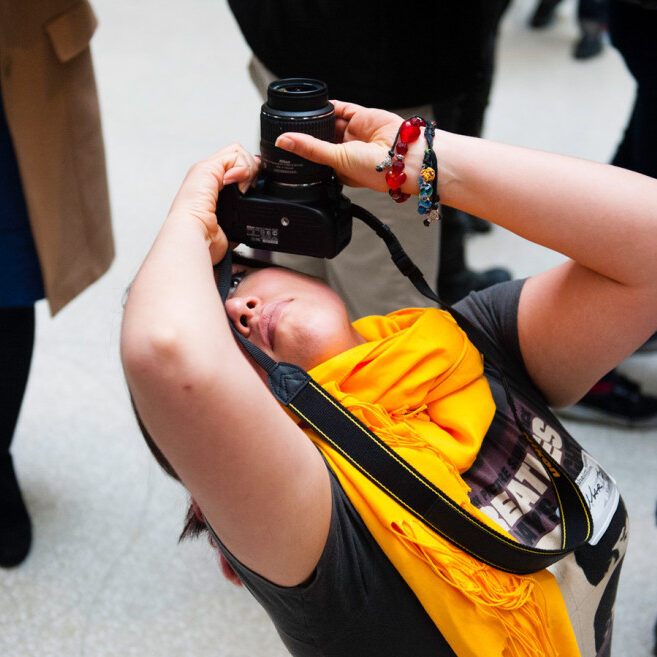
[121,324,187,388]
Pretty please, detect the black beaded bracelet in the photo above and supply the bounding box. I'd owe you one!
[418,120,441,226]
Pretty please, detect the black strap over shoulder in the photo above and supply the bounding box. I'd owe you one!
[217,207,593,574]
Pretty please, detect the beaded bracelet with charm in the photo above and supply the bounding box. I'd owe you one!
[418,120,441,226]
[375,116,441,225]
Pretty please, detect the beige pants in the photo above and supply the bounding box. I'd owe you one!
[249,58,440,320]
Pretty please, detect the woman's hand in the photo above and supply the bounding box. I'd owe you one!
[275,101,423,194]
[168,143,260,264]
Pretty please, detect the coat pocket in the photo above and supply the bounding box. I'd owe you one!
[45,0,98,63]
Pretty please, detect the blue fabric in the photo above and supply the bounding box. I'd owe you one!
[0,83,44,308]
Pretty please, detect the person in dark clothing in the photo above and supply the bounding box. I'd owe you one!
[228,0,512,313]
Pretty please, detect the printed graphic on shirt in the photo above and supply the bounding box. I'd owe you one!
[463,389,622,550]
[462,379,627,657]
[463,397,578,549]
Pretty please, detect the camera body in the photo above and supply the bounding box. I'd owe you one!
[216,78,352,259]
[217,177,352,259]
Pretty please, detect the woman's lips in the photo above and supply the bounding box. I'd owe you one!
[259,300,291,350]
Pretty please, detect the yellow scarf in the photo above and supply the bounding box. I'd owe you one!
[306,308,580,657]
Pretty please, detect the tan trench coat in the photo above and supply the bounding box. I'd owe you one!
[0,0,113,315]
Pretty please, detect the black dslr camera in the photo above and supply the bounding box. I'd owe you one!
[216,78,352,258]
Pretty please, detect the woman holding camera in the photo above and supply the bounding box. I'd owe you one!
[121,101,657,657]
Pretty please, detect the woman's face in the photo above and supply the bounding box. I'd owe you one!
[224,264,365,371]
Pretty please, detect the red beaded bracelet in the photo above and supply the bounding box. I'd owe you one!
[376,116,440,224]
[375,116,426,203]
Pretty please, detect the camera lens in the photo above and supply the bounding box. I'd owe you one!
[260,78,334,187]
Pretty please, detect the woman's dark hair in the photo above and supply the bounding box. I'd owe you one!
[129,393,208,542]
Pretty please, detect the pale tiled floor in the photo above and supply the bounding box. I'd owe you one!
[1,1,655,656]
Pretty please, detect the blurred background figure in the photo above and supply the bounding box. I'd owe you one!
[529,0,609,59]
[608,0,657,178]
[0,0,113,567]
[228,0,512,319]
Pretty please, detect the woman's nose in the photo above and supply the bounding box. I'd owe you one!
[224,297,260,337]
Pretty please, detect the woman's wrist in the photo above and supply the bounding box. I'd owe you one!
[398,133,425,196]
[165,211,210,241]
[430,129,457,203]
[396,126,453,201]
[385,125,458,226]
[163,211,226,263]
[166,210,217,241]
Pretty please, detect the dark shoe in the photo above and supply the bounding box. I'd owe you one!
[573,32,603,59]
[529,0,561,28]
[0,454,32,567]
[465,215,492,234]
[556,370,657,428]
[438,267,512,304]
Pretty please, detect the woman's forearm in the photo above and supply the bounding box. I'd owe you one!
[276,103,657,290]
[121,214,238,387]
[435,132,657,289]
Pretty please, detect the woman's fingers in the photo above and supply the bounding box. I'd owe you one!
[202,143,260,190]
[330,99,363,122]
[274,133,364,186]
[275,132,340,167]
[334,117,350,143]
[166,143,261,265]
[171,144,259,217]
[223,164,253,193]
[223,149,260,192]
[275,132,389,190]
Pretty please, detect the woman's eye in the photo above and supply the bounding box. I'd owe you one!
[230,270,247,293]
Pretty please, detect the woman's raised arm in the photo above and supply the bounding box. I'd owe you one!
[277,101,657,406]
[120,145,331,586]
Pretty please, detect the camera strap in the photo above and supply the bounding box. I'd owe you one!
[216,208,593,574]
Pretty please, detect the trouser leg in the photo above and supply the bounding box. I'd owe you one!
[609,0,657,177]
[0,306,35,455]
[0,305,34,567]
[611,98,640,171]
[623,89,657,178]
[432,35,502,294]
[578,0,609,25]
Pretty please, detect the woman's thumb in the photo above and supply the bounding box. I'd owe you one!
[275,132,338,167]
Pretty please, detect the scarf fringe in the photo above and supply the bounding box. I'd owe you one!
[391,521,559,657]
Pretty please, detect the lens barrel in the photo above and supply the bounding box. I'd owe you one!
[260,78,334,187]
